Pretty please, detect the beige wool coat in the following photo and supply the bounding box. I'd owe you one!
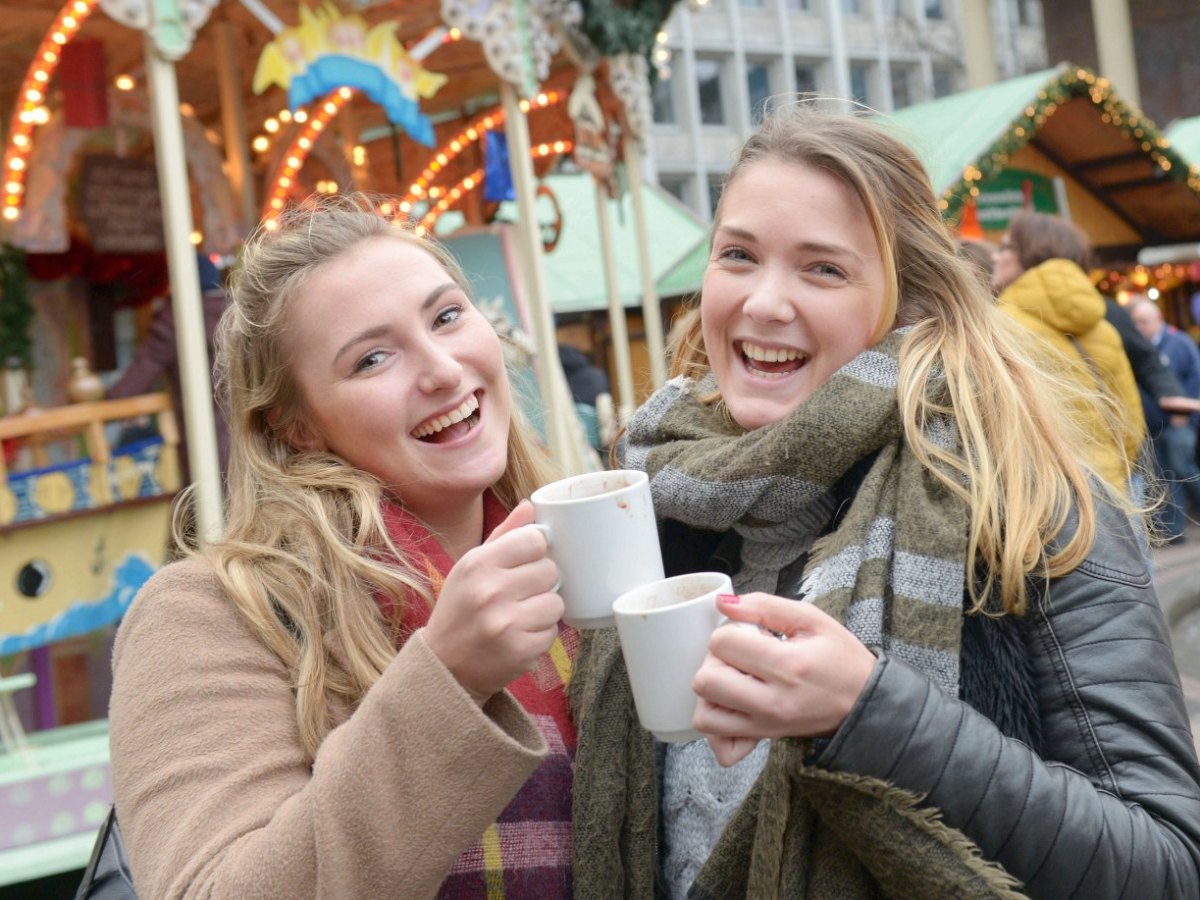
[108,559,549,899]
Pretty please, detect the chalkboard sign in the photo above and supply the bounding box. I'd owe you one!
[79,155,165,254]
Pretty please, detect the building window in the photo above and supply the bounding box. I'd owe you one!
[849,63,871,109]
[658,176,691,207]
[653,75,676,125]
[794,62,819,95]
[890,65,912,109]
[739,0,765,7]
[696,56,726,126]
[787,0,810,9]
[883,0,905,17]
[924,0,944,19]
[842,0,862,14]
[746,62,773,124]
[1017,0,1037,25]
[932,67,955,98]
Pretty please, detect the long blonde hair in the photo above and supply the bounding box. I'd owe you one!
[674,105,1118,615]
[182,194,557,757]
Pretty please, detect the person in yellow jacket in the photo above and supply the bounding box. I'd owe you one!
[991,211,1144,494]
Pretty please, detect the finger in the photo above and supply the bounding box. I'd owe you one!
[717,591,833,638]
[472,521,553,571]
[705,735,760,768]
[485,499,535,544]
[517,591,566,632]
[692,655,775,717]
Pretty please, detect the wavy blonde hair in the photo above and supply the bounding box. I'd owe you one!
[178,194,557,757]
[673,105,1126,616]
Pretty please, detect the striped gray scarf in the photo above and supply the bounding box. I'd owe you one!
[624,328,968,696]
[571,330,1028,898]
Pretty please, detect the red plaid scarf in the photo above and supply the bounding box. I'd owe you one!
[379,493,576,899]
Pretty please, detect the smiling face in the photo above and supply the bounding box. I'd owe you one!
[702,158,889,430]
[281,234,511,523]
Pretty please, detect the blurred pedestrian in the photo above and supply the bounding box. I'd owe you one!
[107,252,230,483]
[558,343,615,451]
[1130,297,1200,542]
[990,210,1143,495]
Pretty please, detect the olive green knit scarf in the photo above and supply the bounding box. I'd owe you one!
[570,330,1029,899]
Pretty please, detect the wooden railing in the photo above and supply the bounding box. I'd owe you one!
[0,393,178,487]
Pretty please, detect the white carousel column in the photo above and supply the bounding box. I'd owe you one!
[214,19,257,229]
[144,32,224,541]
[622,130,667,390]
[499,81,583,473]
[593,179,636,425]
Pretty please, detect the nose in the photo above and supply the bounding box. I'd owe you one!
[415,343,463,394]
[741,268,796,325]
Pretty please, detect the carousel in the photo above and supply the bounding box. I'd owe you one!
[0,0,685,885]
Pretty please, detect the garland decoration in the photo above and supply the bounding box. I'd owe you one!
[0,244,33,369]
[941,64,1200,224]
[578,0,680,61]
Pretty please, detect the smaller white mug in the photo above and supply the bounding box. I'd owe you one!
[612,571,734,743]
[530,469,664,629]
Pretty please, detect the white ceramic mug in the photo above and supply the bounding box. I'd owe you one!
[529,469,664,629]
[612,571,735,743]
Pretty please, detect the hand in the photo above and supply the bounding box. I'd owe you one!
[424,501,563,706]
[1158,395,1200,415]
[692,592,877,767]
[1168,413,1192,428]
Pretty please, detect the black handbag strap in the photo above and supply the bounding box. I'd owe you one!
[75,806,137,900]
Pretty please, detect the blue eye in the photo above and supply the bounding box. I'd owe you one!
[811,262,847,279]
[434,304,464,328]
[716,246,754,263]
[353,350,386,373]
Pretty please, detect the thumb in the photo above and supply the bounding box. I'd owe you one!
[716,591,824,638]
[485,499,536,543]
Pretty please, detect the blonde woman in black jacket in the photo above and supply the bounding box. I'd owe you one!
[570,105,1200,899]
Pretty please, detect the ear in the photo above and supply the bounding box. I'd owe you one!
[267,406,327,453]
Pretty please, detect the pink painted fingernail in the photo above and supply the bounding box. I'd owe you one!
[717,593,739,604]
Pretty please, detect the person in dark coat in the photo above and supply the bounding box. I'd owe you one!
[107,253,230,483]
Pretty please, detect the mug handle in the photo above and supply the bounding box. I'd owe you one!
[526,523,561,592]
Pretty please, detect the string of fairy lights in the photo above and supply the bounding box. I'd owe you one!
[3,0,100,223]
[942,66,1200,223]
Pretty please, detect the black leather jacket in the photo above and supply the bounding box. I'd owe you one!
[817,497,1200,898]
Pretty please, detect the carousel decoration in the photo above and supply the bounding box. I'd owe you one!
[253,3,449,147]
[441,0,583,97]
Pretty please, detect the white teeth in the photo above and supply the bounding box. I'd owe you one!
[412,395,479,438]
[741,342,804,363]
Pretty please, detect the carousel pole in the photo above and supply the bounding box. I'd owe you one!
[499,81,584,473]
[144,1,223,541]
[621,128,667,390]
[592,181,636,425]
[214,18,258,229]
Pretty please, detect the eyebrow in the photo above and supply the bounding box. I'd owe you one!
[332,282,461,366]
[714,225,864,263]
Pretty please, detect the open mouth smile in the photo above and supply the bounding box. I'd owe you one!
[738,340,809,378]
[412,393,481,442]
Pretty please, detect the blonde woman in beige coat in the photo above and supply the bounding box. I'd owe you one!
[108,196,577,899]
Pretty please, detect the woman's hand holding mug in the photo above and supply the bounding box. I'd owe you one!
[425,501,563,706]
[692,592,878,767]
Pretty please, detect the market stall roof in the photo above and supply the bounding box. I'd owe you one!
[874,63,1200,248]
[438,171,708,315]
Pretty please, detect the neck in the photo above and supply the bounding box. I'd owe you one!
[414,493,486,562]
